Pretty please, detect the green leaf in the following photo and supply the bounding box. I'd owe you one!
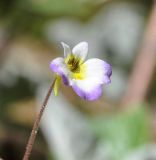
[54,75,61,96]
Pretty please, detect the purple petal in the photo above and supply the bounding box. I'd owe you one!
[50,57,70,85]
[103,61,112,78]
[62,74,69,85]
[72,83,103,101]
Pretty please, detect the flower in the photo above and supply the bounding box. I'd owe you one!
[50,42,112,101]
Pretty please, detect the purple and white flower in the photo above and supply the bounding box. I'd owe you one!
[50,42,112,101]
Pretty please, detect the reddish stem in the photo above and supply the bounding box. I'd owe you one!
[23,79,56,160]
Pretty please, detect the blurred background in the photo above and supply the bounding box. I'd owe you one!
[0,0,156,159]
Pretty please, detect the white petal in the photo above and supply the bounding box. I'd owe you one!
[61,42,71,57]
[84,58,112,84]
[72,42,88,61]
[71,58,112,100]
[72,79,103,101]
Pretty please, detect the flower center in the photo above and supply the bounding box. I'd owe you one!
[65,54,86,80]
[66,54,80,72]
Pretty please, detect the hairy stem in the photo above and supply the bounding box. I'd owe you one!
[23,79,56,160]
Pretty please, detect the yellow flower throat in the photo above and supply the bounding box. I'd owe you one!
[65,54,86,80]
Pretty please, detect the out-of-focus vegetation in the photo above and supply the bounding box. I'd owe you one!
[0,0,155,160]
[90,106,150,160]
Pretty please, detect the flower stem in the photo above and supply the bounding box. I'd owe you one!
[22,78,56,160]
